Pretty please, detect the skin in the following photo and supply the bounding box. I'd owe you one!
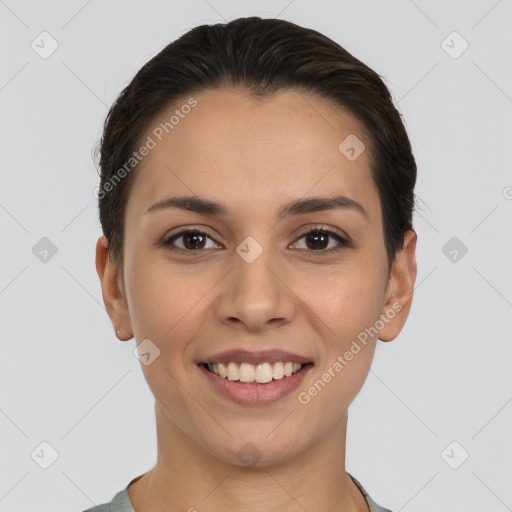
[96,88,417,512]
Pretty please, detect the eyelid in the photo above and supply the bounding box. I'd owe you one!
[161,224,352,254]
[289,225,352,257]
[162,225,223,249]
[292,224,351,245]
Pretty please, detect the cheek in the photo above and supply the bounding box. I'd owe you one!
[125,263,211,418]
[125,248,386,348]
[125,256,219,359]
[308,265,386,341]
[295,271,382,416]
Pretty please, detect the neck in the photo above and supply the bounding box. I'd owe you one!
[128,401,369,512]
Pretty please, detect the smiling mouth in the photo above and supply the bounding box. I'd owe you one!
[202,361,312,384]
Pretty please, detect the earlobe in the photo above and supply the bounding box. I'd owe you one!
[378,229,418,342]
[95,236,133,341]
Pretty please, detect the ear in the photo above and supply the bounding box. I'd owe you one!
[95,235,133,341]
[378,229,417,342]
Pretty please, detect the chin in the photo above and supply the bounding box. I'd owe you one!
[203,431,309,469]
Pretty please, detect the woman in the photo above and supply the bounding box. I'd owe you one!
[88,16,417,512]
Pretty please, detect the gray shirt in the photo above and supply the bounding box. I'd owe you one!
[82,472,393,512]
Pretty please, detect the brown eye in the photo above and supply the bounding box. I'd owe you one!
[161,226,351,256]
[304,231,330,250]
[292,227,350,253]
[164,230,220,251]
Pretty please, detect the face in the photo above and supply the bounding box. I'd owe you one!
[97,88,417,466]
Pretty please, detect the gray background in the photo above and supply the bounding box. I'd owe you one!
[1,1,511,511]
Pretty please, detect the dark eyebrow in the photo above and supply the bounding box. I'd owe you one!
[145,194,369,221]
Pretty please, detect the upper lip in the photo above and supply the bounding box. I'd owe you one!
[199,349,312,365]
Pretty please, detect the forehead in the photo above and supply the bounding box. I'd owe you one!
[126,88,380,224]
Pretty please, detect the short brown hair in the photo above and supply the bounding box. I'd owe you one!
[96,16,417,271]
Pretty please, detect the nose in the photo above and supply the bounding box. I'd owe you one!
[214,239,296,332]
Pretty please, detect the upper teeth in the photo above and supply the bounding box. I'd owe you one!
[207,362,302,383]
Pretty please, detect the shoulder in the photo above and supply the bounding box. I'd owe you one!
[81,504,110,512]
[79,474,145,512]
[349,473,394,512]
[80,488,134,512]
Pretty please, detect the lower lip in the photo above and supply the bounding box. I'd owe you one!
[198,364,313,405]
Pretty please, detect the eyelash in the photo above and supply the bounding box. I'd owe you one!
[161,225,352,257]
